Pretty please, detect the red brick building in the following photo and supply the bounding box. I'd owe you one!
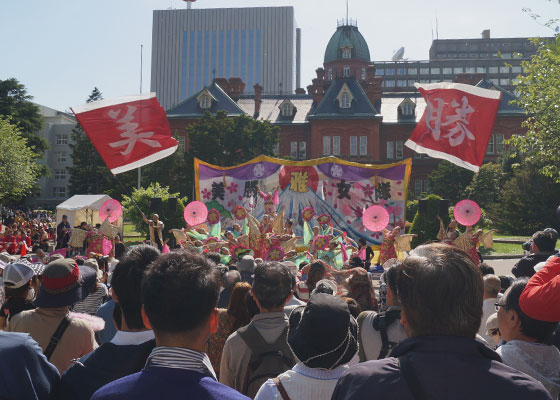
[166,21,526,198]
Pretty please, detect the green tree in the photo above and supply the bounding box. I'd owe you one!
[141,141,190,198]
[509,35,560,182]
[464,163,506,209]
[0,118,40,203]
[427,161,474,203]
[122,183,187,241]
[68,88,136,199]
[409,194,447,248]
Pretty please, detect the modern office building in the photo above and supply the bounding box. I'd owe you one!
[151,6,300,110]
[27,105,76,207]
[373,31,544,92]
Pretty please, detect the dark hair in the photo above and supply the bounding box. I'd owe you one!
[4,282,31,298]
[298,261,308,271]
[112,303,122,330]
[358,238,367,246]
[499,275,512,292]
[397,243,483,337]
[205,252,222,265]
[222,270,241,290]
[479,263,495,276]
[142,250,220,333]
[252,262,293,309]
[532,231,556,253]
[111,245,161,330]
[228,282,252,331]
[343,297,362,319]
[306,260,327,293]
[504,278,558,343]
[382,261,400,297]
[348,268,377,312]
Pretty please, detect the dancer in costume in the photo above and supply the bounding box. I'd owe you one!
[142,213,164,251]
[455,226,483,264]
[379,226,401,266]
[437,216,460,244]
[258,185,280,216]
[284,219,294,236]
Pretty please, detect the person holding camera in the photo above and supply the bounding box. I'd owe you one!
[512,231,557,278]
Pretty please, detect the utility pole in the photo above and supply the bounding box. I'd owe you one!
[138,44,143,190]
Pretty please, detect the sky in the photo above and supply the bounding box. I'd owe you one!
[1,0,558,112]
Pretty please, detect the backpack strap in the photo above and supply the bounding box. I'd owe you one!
[44,316,71,361]
[377,315,391,359]
[398,355,428,400]
[273,377,291,400]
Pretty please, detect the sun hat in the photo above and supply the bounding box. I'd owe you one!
[34,258,97,308]
[83,258,104,280]
[3,261,35,288]
[486,312,499,334]
[288,293,358,370]
[0,252,15,270]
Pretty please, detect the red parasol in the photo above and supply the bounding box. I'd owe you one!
[184,201,208,226]
[363,205,390,232]
[453,200,481,226]
[99,199,122,223]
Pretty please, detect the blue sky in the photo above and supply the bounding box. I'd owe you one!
[1,0,558,112]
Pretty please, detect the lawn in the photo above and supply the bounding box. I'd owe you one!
[480,241,524,256]
[123,222,144,245]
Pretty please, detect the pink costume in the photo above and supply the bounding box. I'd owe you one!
[379,230,398,265]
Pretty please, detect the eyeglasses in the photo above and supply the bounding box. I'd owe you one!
[489,328,500,336]
[495,302,506,312]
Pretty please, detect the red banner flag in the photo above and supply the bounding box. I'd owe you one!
[405,83,501,172]
[71,93,178,174]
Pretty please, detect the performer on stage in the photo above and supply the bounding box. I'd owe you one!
[437,215,460,244]
[358,238,375,269]
[258,185,280,216]
[284,219,294,236]
[455,226,483,264]
[379,226,401,266]
[143,213,164,251]
[56,215,71,249]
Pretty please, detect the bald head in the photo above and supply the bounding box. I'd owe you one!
[483,274,501,299]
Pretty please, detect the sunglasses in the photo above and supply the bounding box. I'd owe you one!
[495,302,506,312]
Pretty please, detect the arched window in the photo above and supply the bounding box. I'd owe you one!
[281,103,293,117]
[361,68,366,80]
[340,92,351,109]
[328,68,333,81]
[343,65,350,77]
[199,94,212,109]
[342,48,351,59]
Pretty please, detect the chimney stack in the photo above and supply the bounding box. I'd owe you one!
[481,29,490,39]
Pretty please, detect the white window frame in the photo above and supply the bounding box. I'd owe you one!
[350,136,357,156]
[272,142,279,156]
[52,187,66,198]
[419,68,430,75]
[342,48,351,59]
[496,134,504,154]
[430,67,440,75]
[323,136,331,156]
[476,67,486,73]
[199,94,212,109]
[56,151,67,163]
[359,136,367,156]
[386,141,395,159]
[486,135,495,154]
[299,141,307,159]
[397,80,407,87]
[328,68,333,80]
[290,141,298,158]
[361,68,366,80]
[402,103,414,116]
[396,141,403,159]
[408,68,417,74]
[54,169,66,180]
[385,80,395,88]
[397,68,406,76]
[442,67,452,75]
[340,92,351,109]
[281,103,292,117]
[55,134,68,145]
[343,65,350,77]
[489,66,499,74]
[333,136,340,156]
[178,136,186,150]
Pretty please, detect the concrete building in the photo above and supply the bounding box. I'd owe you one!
[373,31,545,93]
[28,105,76,207]
[151,6,300,110]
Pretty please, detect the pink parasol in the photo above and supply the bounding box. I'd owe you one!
[453,200,481,226]
[99,199,122,223]
[184,201,208,226]
[363,205,390,232]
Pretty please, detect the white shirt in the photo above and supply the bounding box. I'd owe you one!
[110,330,155,346]
[478,297,497,345]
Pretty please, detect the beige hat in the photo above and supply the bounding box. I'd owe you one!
[486,312,499,334]
[84,258,104,280]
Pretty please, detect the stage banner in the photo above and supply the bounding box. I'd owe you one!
[194,156,412,245]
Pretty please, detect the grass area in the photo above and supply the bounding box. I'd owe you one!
[480,241,523,256]
[123,222,144,245]
[493,233,531,241]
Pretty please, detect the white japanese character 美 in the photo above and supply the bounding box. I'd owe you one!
[108,106,162,155]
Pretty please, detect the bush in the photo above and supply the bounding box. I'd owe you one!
[406,200,418,222]
[409,194,449,248]
[122,183,188,241]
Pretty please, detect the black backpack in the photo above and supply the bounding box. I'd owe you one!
[238,324,295,398]
[371,309,402,359]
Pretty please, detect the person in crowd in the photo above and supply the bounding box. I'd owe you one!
[520,254,560,322]
[72,258,109,315]
[208,281,253,376]
[220,262,296,398]
[496,278,560,398]
[238,255,256,285]
[295,260,327,302]
[254,294,358,400]
[332,243,552,400]
[142,213,164,251]
[0,331,60,400]
[358,238,374,270]
[7,258,98,374]
[57,245,160,400]
[485,313,501,348]
[56,215,71,250]
[219,270,241,309]
[347,267,378,312]
[478,274,502,345]
[357,261,407,361]
[92,250,249,400]
[512,231,557,278]
[0,261,37,329]
[479,262,495,276]
[342,297,361,319]
[281,261,306,307]
[95,298,117,344]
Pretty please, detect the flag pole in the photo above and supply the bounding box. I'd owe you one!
[138,44,143,190]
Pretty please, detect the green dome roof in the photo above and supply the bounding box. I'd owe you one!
[324,24,371,63]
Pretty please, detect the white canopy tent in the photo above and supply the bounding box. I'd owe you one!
[56,195,124,232]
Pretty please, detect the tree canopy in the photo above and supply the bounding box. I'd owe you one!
[0,118,40,203]
[426,161,474,203]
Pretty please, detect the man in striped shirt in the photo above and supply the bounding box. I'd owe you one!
[92,250,249,400]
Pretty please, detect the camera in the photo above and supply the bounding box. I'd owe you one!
[522,240,532,252]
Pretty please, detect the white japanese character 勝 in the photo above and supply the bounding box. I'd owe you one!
[108,106,162,155]
[424,95,476,147]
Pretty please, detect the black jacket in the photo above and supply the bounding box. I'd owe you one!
[56,339,156,400]
[512,252,554,278]
[332,336,551,400]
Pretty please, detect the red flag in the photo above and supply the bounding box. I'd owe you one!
[405,83,501,172]
[71,93,178,174]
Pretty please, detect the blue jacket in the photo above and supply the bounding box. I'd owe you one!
[0,332,60,400]
[95,299,117,344]
[332,335,552,400]
[92,366,250,400]
[56,339,155,400]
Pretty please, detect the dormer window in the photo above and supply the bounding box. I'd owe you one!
[341,93,351,108]
[279,99,296,117]
[197,89,215,110]
[342,47,352,59]
[402,103,414,116]
[343,65,350,77]
[398,98,416,119]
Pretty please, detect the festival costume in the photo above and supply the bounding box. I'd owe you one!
[379,230,398,265]
[147,220,164,251]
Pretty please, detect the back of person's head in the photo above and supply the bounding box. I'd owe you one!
[111,245,160,330]
[479,262,495,276]
[306,260,327,292]
[543,228,558,243]
[382,259,401,294]
[252,261,293,310]
[531,231,556,253]
[503,278,558,343]
[343,297,362,318]
[143,250,220,333]
[298,261,308,271]
[397,243,483,337]
[205,252,221,265]
[499,275,512,293]
[358,238,367,246]
[222,270,241,290]
[482,274,501,298]
[228,281,252,331]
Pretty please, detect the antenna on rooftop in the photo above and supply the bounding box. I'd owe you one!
[392,47,405,61]
[346,0,349,24]
[183,0,195,10]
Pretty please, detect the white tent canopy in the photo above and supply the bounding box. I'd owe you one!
[56,195,124,231]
